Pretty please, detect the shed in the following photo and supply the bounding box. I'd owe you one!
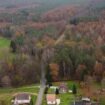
[59,83,68,93]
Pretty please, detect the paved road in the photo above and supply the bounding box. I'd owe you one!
[35,58,46,105]
[35,83,46,105]
[35,33,66,105]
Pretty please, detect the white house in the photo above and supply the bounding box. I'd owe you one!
[12,93,31,105]
[46,94,56,105]
[56,99,61,105]
[46,94,61,105]
[82,97,91,102]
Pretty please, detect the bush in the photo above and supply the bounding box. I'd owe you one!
[30,98,34,105]
[55,88,59,95]
[44,87,49,94]
[72,84,77,95]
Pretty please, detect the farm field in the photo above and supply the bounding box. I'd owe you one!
[0,85,39,105]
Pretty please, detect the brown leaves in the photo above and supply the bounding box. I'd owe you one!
[49,63,59,81]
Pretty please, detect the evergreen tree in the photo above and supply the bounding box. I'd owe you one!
[55,88,59,95]
[45,65,52,86]
[44,87,48,94]
[10,40,17,53]
[72,84,77,95]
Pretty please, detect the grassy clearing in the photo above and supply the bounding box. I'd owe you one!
[0,37,11,59]
[0,85,39,105]
[0,37,10,48]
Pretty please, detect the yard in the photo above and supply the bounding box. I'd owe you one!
[0,85,40,105]
[42,81,77,105]
[42,81,105,105]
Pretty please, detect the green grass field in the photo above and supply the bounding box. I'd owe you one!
[0,85,39,105]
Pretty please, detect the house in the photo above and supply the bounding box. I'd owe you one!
[72,97,100,105]
[72,97,91,105]
[81,97,91,102]
[91,102,100,105]
[72,100,91,105]
[12,93,31,105]
[59,83,68,93]
[56,99,61,105]
[46,94,56,105]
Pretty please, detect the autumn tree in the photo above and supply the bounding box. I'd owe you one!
[94,61,104,82]
[76,64,87,82]
[49,63,59,81]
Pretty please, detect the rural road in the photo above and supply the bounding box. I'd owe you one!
[35,58,46,105]
[35,33,66,105]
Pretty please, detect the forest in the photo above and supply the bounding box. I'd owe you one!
[0,0,105,89]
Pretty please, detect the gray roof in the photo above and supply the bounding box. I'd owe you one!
[15,93,30,100]
[91,102,100,105]
[72,101,91,105]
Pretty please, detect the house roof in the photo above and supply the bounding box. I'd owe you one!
[82,97,90,102]
[46,94,56,102]
[91,102,100,105]
[59,83,68,89]
[14,93,30,100]
[72,101,91,105]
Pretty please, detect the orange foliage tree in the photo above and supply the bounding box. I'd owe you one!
[49,63,59,81]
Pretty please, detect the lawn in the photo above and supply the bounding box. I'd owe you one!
[0,85,39,105]
[42,81,77,105]
[42,81,105,105]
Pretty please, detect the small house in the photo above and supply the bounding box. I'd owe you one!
[46,94,56,105]
[81,97,91,102]
[72,97,91,105]
[59,83,68,93]
[12,93,31,105]
[91,102,100,105]
[72,101,91,105]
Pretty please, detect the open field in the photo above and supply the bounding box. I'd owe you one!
[0,85,39,105]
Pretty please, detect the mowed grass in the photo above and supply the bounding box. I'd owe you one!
[0,85,39,105]
[42,81,76,105]
[43,81,105,105]
[42,93,74,105]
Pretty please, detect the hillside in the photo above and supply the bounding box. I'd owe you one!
[0,0,105,104]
